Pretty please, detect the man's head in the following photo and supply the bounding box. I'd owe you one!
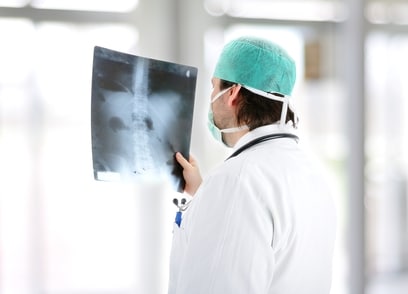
[212,37,297,131]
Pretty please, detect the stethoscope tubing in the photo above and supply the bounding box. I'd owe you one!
[227,133,299,160]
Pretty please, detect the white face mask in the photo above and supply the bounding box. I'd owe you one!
[207,86,248,146]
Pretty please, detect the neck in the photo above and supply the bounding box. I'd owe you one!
[223,129,249,147]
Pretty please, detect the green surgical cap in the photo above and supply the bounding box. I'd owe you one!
[213,36,296,96]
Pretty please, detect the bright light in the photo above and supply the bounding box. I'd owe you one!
[366,2,408,25]
[31,0,139,12]
[0,0,28,7]
[0,19,35,85]
[206,0,346,22]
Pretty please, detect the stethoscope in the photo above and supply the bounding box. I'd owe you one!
[226,133,299,160]
[173,198,190,227]
[172,133,299,227]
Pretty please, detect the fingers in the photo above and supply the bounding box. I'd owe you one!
[175,152,202,196]
[175,152,191,169]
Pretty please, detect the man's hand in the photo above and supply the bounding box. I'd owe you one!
[175,152,202,196]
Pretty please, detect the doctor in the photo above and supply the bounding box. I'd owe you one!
[169,36,336,294]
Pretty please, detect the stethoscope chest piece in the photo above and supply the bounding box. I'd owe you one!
[173,198,190,227]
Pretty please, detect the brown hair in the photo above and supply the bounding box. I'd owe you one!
[220,80,296,130]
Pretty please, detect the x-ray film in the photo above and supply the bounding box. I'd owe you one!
[91,46,197,192]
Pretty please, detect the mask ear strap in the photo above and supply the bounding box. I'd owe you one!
[279,97,289,127]
[289,101,299,128]
[211,86,233,103]
[220,125,249,133]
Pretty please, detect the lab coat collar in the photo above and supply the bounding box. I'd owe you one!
[232,124,298,153]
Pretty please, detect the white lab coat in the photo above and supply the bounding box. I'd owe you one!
[168,124,336,294]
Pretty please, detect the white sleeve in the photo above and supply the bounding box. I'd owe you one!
[173,170,276,294]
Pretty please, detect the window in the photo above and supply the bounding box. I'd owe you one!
[0,14,172,294]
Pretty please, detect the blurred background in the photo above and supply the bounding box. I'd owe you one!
[0,0,407,293]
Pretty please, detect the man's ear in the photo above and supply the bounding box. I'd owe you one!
[227,84,242,107]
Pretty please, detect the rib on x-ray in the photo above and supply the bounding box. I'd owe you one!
[91,46,197,192]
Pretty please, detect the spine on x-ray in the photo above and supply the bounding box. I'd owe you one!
[132,58,154,175]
